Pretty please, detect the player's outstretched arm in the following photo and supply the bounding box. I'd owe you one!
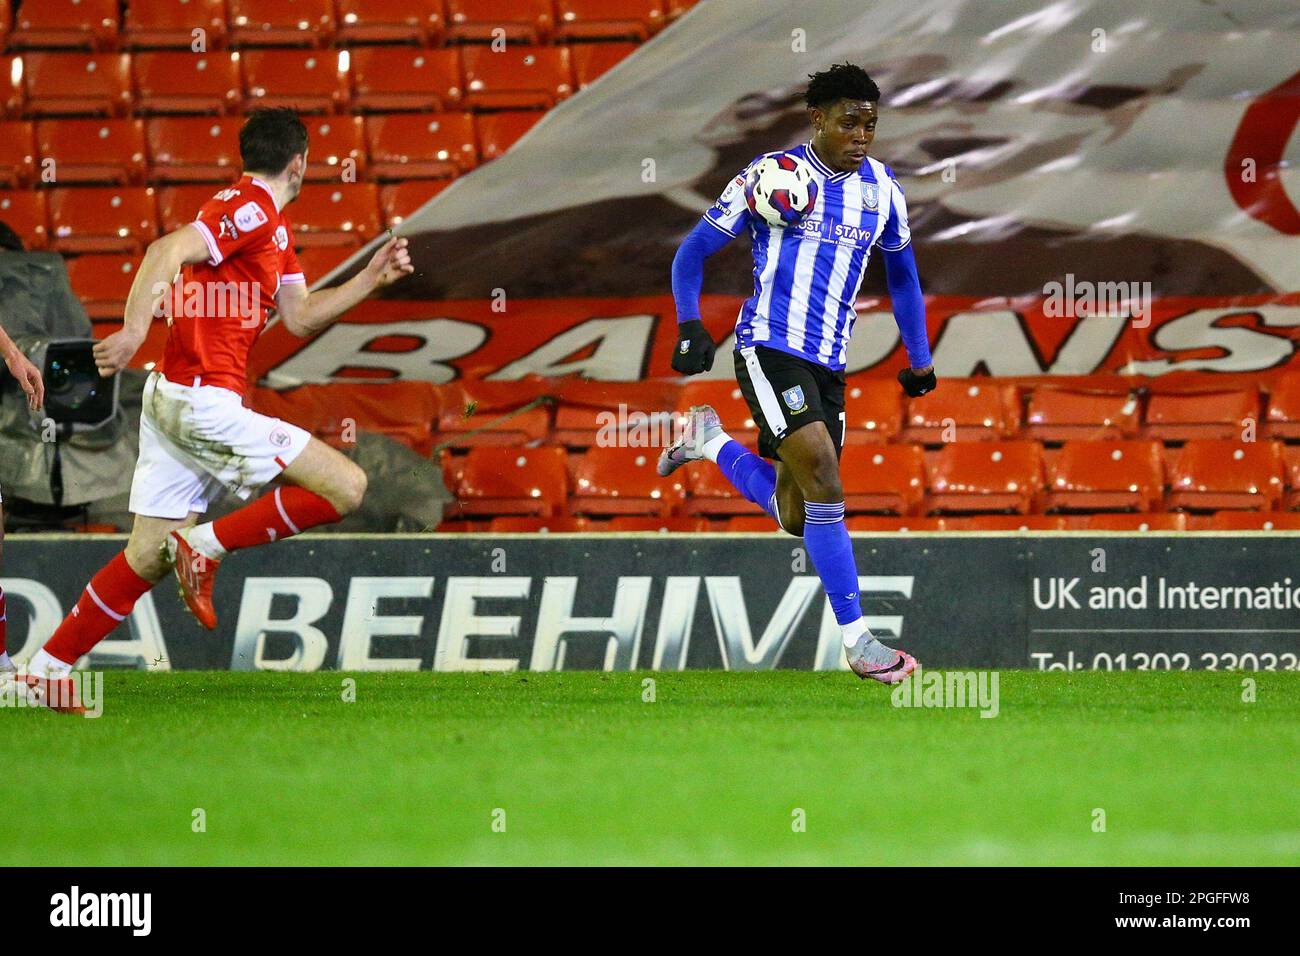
[0,321,43,409]
[276,235,413,338]
[670,219,734,374]
[94,225,212,378]
[882,244,936,395]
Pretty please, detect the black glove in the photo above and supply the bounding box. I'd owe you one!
[898,366,937,397]
[671,319,716,375]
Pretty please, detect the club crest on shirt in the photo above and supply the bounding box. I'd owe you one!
[862,183,879,211]
[782,386,807,413]
[273,224,289,250]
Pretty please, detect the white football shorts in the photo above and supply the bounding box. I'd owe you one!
[129,371,312,519]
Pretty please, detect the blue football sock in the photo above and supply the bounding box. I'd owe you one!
[715,440,777,519]
[803,500,863,626]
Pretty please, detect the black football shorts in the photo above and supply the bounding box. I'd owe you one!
[733,344,846,461]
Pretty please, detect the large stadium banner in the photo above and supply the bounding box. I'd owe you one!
[5,535,1299,672]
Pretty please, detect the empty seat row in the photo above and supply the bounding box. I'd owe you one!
[437,511,1300,533]
[2,175,468,253]
[0,111,542,187]
[1,45,637,118]
[430,379,1300,451]
[3,1,692,51]
[441,440,1300,520]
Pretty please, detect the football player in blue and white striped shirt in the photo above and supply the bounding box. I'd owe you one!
[659,64,934,684]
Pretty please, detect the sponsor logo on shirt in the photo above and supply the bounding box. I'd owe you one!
[218,215,239,240]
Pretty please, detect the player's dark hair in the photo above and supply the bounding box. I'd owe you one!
[239,108,309,176]
[804,63,880,109]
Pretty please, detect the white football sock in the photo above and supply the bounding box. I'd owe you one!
[840,617,870,648]
[185,522,228,561]
[702,433,730,462]
[0,651,12,671]
[28,648,74,679]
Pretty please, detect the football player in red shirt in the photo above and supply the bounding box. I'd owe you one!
[25,109,413,690]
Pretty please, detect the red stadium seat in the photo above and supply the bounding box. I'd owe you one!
[571,43,638,90]
[379,179,451,227]
[900,380,1020,443]
[0,119,35,187]
[133,52,242,115]
[157,184,223,232]
[336,0,445,45]
[1166,439,1285,511]
[1210,511,1300,531]
[677,381,758,444]
[289,183,381,248]
[1264,372,1300,439]
[65,254,140,320]
[124,0,229,50]
[840,444,926,515]
[0,3,9,51]
[241,49,350,114]
[1073,512,1189,531]
[456,447,568,516]
[301,116,367,182]
[1043,440,1164,513]
[1,56,23,118]
[475,110,543,162]
[489,516,591,532]
[941,514,1068,531]
[37,118,147,185]
[444,0,553,44]
[366,113,478,180]
[292,245,353,281]
[0,189,48,248]
[48,186,158,254]
[435,387,551,448]
[726,515,782,532]
[22,53,133,117]
[460,46,572,111]
[1024,387,1139,442]
[555,0,666,41]
[1143,388,1259,442]
[684,457,763,517]
[606,516,710,532]
[1281,445,1300,511]
[926,440,1044,514]
[228,0,335,47]
[10,0,120,50]
[842,377,903,443]
[571,447,686,516]
[844,516,947,532]
[146,117,242,182]
[350,47,462,113]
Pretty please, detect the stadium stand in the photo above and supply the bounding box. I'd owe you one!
[5,0,1291,540]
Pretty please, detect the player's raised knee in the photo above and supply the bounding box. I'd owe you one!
[333,462,368,516]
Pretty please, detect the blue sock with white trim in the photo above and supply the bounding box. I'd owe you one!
[714,439,777,520]
[803,501,864,626]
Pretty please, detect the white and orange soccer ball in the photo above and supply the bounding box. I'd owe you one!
[744,154,819,227]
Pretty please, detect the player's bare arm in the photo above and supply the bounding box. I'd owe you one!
[274,235,413,338]
[0,321,44,410]
[94,225,212,379]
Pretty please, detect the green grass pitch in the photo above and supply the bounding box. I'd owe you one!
[4,670,1298,866]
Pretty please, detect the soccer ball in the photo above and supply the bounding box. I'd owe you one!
[745,154,819,227]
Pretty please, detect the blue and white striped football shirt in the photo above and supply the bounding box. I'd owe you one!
[702,142,911,372]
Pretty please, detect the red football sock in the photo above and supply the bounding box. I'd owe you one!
[43,551,154,666]
[211,486,342,552]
